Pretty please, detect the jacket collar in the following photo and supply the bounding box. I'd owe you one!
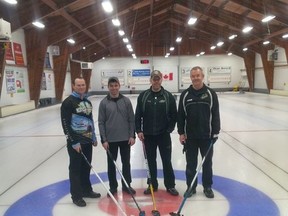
[71,91,87,99]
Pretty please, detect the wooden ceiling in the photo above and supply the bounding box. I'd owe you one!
[1,0,288,62]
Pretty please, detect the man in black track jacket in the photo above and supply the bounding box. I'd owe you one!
[135,70,179,196]
[177,66,220,199]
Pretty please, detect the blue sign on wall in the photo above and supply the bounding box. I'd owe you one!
[132,69,151,77]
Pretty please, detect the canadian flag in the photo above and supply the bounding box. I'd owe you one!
[163,72,173,81]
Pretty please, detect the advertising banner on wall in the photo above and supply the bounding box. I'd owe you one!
[13,42,25,66]
[41,72,53,90]
[5,42,15,64]
[207,66,231,83]
[5,69,16,94]
[16,70,25,93]
[127,69,151,85]
[44,52,51,68]
[100,69,125,86]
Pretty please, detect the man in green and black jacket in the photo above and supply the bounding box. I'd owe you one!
[135,70,179,196]
[177,66,220,199]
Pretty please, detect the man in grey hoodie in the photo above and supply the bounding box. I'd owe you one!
[98,77,136,196]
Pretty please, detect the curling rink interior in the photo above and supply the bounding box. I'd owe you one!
[0,92,287,216]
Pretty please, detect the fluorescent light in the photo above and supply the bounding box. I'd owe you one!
[263,40,270,45]
[242,26,253,33]
[112,18,121,26]
[169,47,175,51]
[67,38,75,44]
[118,30,125,36]
[32,21,45,29]
[282,34,288,38]
[227,52,232,56]
[200,51,205,55]
[243,47,248,51]
[188,17,197,25]
[210,46,216,50]
[176,37,182,43]
[217,41,224,47]
[123,38,129,43]
[82,47,86,50]
[4,0,17,4]
[261,15,275,23]
[102,0,113,13]
[128,48,133,52]
[229,34,237,40]
[196,54,200,57]
[126,44,132,49]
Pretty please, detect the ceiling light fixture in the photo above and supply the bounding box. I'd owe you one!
[176,37,182,43]
[263,40,270,45]
[112,18,121,26]
[169,47,175,51]
[242,26,253,33]
[282,34,288,38]
[261,15,275,23]
[227,52,232,56]
[229,34,237,40]
[32,21,45,29]
[210,46,216,50]
[118,30,125,36]
[200,51,205,55]
[67,38,75,44]
[126,44,132,49]
[4,0,17,4]
[188,17,197,25]
[217,41,224,47]
[102,0,113,13]
[123,38,129,43]
[243,47,248,51]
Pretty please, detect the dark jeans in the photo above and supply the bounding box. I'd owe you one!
[67,143,93,201]
[144,133,176,189]
[107,141,132,190]
[185,139,213,190]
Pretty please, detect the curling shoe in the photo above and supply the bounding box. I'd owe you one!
[73,198,86,207]
[83,191,101,198]
[122,186,136,194]
[184,188,196,198]
[143,186,158,195]
[166,188,179,196]
[203,187,214,198]
[107,188,117,197]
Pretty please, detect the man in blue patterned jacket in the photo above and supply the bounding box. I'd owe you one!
[61,77,101,207]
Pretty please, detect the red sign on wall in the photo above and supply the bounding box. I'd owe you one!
[5,42,14,62]
[13,42,25,66]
